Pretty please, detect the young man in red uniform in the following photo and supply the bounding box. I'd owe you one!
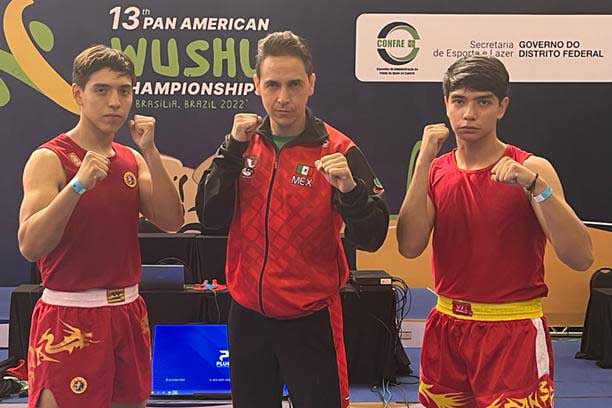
[18,45,184,408]
[397,56,593,407]
[197,31,389,408]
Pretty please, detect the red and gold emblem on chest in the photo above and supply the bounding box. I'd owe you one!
[123,171,137,188]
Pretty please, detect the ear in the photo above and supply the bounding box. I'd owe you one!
[72,83,84,106]
[253,74,260,96]
[497,96,509,120]
[443,96,451,118]
[308,73,316,96]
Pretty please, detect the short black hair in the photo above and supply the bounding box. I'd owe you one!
[443,56,509,102]
[255,31,313,76]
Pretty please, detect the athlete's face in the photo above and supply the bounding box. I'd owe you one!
[445,88,508,143]
[254,55,316,136]
[73,67,133,137]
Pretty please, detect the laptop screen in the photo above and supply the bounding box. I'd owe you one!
[152,324,231,396]
[151,324,288,397]
[140,264,185,290]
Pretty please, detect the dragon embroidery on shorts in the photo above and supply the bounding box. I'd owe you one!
[419,381,471,408]
[29,320,98,367]
[486,378,554,408]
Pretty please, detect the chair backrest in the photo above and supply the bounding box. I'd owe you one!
[591,267,612,289]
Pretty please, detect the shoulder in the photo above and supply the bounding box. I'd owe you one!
[322,122,356,153]
[27,148,63,171]
[23,148,65,185]
[524,154,555,173]
[505,144,533,164]
[125,146,144,163]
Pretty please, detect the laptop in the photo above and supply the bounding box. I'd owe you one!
[139,264,185,290]
[151,324,289,399]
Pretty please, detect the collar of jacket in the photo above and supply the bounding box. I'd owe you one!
[255,107,328,148]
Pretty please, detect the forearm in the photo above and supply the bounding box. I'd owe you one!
[199,137,247,230]
[534,179,593,271]
[18,186,80,261]
[397,161,433,258]
[142,147,184,231]
[338,180,389,251]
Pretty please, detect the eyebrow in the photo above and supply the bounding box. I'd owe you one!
[263,79,304,85]
[91,83,132,89]
[475,95,495,100]
[451,94,495,100]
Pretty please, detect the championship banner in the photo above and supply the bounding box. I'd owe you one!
[1,1,611,284]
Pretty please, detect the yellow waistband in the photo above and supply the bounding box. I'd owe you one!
[435,295,543,321]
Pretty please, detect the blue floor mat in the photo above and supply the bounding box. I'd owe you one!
[555,398,612,408]
[1,341,612,405]
[348,340,612,403]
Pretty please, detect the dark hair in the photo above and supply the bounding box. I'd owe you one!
[255,31,313,76]
[72,44,136,88]
[443,56,509,102]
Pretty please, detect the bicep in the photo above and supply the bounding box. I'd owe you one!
[131,149,154,219]
[19,150,63,225]
[425,193,436,233]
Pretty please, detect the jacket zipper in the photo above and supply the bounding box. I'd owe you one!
[257,148,279,315]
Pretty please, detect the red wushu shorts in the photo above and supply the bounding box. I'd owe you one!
[27,285,151,408]
[419,296,554,408]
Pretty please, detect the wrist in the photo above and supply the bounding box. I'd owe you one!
[339,178,365,202]
[69,177,87,195]
[525,172,538,192]
[230,132,248,142]
[339,178,357,194]
[531,177,553,203]
[140,144,159,156]
[531,177,548,196]
[415,157,434,171]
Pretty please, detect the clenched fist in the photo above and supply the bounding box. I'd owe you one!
[75,151,110,190]
[490,156,537,189]
[129,115,156,151]
[231,113,263,142]
[419,124,449,164]
[315,153,356,193]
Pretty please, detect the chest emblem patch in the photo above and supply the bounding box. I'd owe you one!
[124,171,137,188]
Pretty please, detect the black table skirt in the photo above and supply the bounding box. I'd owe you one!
[577,287,612,368]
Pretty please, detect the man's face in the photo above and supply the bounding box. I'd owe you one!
[254,55,316,136]
[73,67,133,136]
[445,88,508,142]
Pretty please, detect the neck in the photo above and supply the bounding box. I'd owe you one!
[270,114,306,137]
[66,118,115,155]
[455,132,506,170]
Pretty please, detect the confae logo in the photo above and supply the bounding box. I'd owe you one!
[377,22,420,65]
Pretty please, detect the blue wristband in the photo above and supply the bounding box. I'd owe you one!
[69,177,87,195]
[532,185,552,203]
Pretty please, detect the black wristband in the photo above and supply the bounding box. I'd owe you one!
[527,173,539,193]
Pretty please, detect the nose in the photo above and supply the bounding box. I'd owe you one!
[277,85,290,105]
[463,101,477,120]
[108,89,121,109]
